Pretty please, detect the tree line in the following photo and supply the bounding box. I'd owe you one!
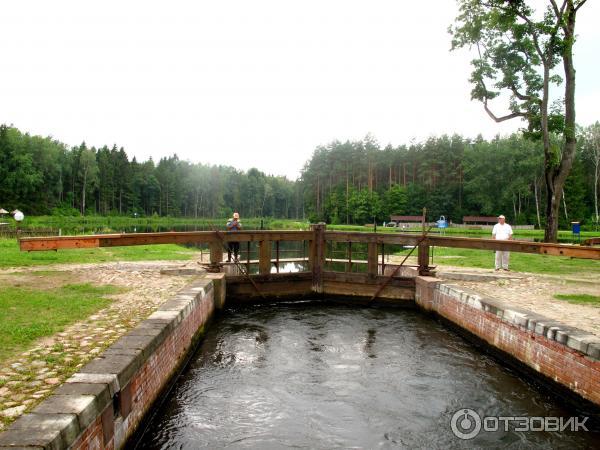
[301,128,599,228]
[0,125,302,219]
[1,123,598,228]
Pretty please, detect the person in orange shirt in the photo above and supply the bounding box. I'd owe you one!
[226,212,242,262]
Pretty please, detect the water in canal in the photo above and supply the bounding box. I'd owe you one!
[134,303,598,449]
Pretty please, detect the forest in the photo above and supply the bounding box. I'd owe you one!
[0,125,303,220]
[1,123,599,229]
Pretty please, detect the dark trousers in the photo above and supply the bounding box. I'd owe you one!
[228,242,240,261]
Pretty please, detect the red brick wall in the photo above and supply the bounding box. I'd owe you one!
[71,286,215,449]
[72,414,107,450]
[415,276,600,406]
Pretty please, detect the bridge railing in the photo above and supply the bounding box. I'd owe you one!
[18,225,600,283]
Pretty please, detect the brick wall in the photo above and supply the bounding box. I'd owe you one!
[415,276,600,407]
[0,273,226,450]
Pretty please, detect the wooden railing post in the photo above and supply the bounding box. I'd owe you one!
[310,223,326,293]
[346,242,352,272]
[418,241,431,276]
[367,241,378,278]
[209,238,223,273]
[258,240,272,275]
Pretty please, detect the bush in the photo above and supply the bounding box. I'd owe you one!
[50,205,81,217]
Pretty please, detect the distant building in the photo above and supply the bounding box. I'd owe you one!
[462,216,498,225]
[389,215,423,225]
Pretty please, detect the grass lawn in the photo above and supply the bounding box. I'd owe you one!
[0,238,198,268]
[553,293,600,307]
[0,283,120,363]
[394,246,600,276]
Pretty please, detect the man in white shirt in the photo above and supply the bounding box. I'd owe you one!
[492,214,513,271]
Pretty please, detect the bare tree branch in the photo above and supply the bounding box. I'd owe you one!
[549,0,567,19]
[483,98,527,123]
[575,0,588,13]
[549,0,568,35]
[510,84,539,103]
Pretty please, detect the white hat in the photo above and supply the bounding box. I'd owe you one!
[498,214,505,219]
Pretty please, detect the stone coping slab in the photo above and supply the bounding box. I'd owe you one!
[0,276,214,450]
[436,270,524,282]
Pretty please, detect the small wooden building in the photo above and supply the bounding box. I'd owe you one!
[462,216,498,225]
[389,215,423,224]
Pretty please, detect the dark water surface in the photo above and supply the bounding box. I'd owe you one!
[134,303,598,449]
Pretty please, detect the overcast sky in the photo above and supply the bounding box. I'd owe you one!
[1,1,598,180]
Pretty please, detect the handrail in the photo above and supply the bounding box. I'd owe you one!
[18,228,600,278]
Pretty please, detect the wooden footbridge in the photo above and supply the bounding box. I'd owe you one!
[18,224,600,303]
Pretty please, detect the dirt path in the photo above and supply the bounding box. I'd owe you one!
[0,259,202,426]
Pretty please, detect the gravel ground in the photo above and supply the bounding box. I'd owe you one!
[0,260,201,427]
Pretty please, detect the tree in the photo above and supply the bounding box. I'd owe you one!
[450,0,588,242]
[581,122,600,224]
[348,188,382,224]
[78,146,99,215]
[383,185,408,217]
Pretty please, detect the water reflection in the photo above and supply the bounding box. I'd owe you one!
[363,328,377,359]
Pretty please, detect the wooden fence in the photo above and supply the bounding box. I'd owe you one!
[18,225,599,301]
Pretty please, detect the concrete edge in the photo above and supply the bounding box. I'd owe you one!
[0,275,217,450]
[417,276,600,361]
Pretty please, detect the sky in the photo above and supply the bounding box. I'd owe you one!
[1,1,598,180]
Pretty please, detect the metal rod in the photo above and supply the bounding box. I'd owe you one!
[370,226,433,302]
[212,229,265,298]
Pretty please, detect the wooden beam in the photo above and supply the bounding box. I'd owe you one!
[19,231,218,251]
[427,236,600,259]
[209,241,223,272]
[19,236,101,251]
[325,231,420,245]
[224,231,313,242]
[226,272,313,302]
[322,271,415,287]
[310,223,326,293]
[18,230,600,260]
[18,230,311,252]
[417,242,430,275]
[323,272,415,301]
[227,272,312,283]
[581,237,600,246]
[258,240,272,275]
[347,242,352,273]
[367,242,378,278]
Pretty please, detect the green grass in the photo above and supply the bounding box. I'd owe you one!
[553,293,600,306]
[0,283,120,362]
[0,238,198,268]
